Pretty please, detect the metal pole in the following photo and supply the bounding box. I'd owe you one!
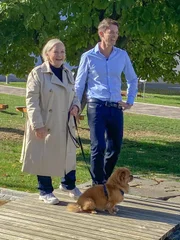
[143,81,146,98]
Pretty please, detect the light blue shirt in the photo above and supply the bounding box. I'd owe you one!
[75,43,138,104]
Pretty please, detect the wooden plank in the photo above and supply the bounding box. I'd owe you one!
[0,232,30,240]
[5,194,180,226]
[0,218,159,240]
[0,222,90,240]
[0,227,48,240]
[3,198,178,229]
[0,104,8,111]
[0,193,179,240]
[15,106,27,113]
[0,210,168,239]
[79,114,85,120]
[0,236,13,240]
[14,106,85,120]
[4,194,179,228]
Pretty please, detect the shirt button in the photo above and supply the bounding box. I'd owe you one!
[49,89,53,92]
[47,128,50,132]
[49,109,52,112]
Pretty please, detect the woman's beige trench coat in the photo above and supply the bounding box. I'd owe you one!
[21,61,80,177]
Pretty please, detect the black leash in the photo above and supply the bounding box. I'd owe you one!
[73,116,95,181]
[103,184,109,199]
[67,113,94,181]
[67,113,80,148]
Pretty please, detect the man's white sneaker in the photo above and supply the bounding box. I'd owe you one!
[59,184,82,199]
[69,187,82,199]
[39,193,59,205]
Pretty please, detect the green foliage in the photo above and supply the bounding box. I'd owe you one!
[0,0,180,82]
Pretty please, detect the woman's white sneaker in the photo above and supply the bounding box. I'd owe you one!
[39,193,59,205]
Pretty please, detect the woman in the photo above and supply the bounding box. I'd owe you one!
[21,38,81,204]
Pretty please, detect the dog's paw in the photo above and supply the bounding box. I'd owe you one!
[107,207,119,215]
[108,209,117,215]
[113,206,119,213]
[90,210,97,214]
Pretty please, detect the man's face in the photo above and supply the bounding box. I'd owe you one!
[100,24,119,47]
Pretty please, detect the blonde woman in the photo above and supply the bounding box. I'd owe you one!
[21,39,81,204]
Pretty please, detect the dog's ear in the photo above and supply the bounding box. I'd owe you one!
[119,171,126,182]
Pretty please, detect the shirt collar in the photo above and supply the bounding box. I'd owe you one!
[94,43,117,55]
[94,43,100,53]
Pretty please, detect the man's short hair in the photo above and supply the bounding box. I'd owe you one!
[98,18,119,32]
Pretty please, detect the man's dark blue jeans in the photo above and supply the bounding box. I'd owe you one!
[37,170,76,195]
[87,100,123,185]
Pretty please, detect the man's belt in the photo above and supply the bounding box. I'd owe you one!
[88,98,122,109]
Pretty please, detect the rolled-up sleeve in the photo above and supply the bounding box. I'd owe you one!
[75,53,89,102]
[123,52,138,104]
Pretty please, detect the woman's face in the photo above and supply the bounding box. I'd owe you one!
[47,43,66,67]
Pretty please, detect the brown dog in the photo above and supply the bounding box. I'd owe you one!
[67,167,133,214]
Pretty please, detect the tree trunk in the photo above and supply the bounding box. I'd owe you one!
[6,75,9,84]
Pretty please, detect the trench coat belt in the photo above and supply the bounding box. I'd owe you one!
[87,98,122,109]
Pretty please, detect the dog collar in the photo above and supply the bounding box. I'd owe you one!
[103,185,124,198]
[103,184,108,199]
[120,189,124,196]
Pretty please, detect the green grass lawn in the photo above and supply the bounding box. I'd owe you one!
[135,93,180,107]
[0,93,180,193]
[1,81,180,106]
[0,82,26,88]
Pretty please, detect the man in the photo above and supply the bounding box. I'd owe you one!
[75,18,138,185]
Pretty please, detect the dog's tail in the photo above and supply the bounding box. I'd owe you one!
[67,203,82,213]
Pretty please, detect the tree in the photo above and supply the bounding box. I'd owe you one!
[0,0,180,83]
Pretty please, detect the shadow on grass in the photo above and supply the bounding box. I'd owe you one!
[0,110,17,115]
[153,95,180,102]
[76,137,180,176]
[0,127,24,135]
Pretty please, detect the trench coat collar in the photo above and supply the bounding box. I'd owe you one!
[41,61,74,87]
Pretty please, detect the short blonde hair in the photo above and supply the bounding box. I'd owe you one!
[41,38,64,61]
[98,18,119,32]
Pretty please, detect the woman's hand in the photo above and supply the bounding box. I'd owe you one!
[70,105,80,124]
[35,127,48,139]
[70,105,79,117]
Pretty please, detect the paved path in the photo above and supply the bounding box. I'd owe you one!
[78,176,180,204]
[0,85,180,119]
[0,85,26,96]
[128,102,180,119]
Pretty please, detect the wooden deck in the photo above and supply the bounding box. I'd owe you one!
[0,190,179,240]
